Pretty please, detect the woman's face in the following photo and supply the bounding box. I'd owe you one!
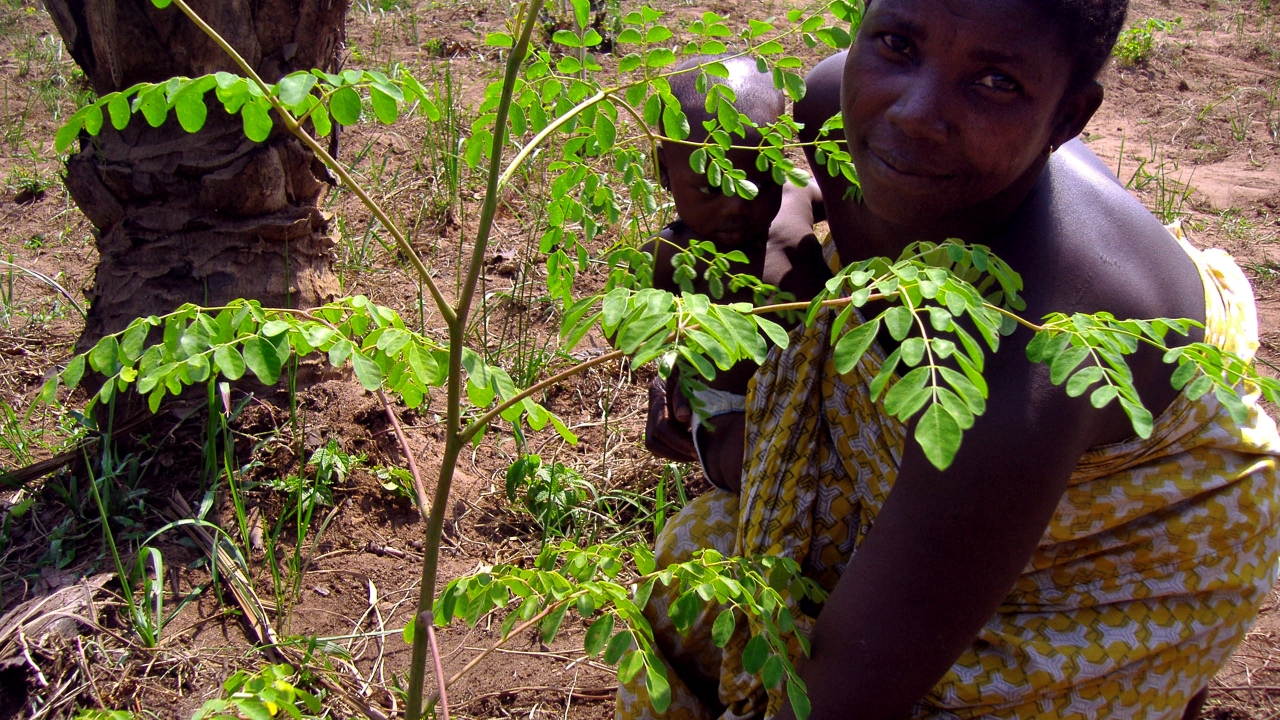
[841,0,1077,229]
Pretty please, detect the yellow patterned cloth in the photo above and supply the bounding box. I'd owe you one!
[617,230,1280,720]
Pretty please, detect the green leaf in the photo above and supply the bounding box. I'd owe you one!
[1065,365,1105,397]
[330,86,362,125]
[604,629,633,664]
[754,315,790,349]
[241,101,273,142]
[108,93,131,130]
[89,336,120,374]
[899,336,926,367]
[1090,384,1119,408]
[408,344,441,386]
[1049,345,1091,385]
[585,614,614,656]
[915,402,962,470]
[762,653,784,689]
[833,318,879,374]
[485,32,514,47]
[62,354,85,389]
[1120,397,1154,438]
[788,678,812,720]
[83,103,103,135]
[242,336,283,385]
[646,48,677,68]
[55,118,82,153]
[310,102,332,137]
[645,662,672,713]
[711,609,735,648]
[742,634,769,674]
[119,321,149,363]
[882,366,929,418]
[552,30,581,47]
[35,375,58,405]
[618,649,645,682]
[351,351,383,391]
[214,345,246,380]
[595,112,616,153]
[633,544,656,575]
[618,312,670,354]
[541,602,569,644]
[370,86,399,124]
[175,92,208,132]
[884,306,913,341]
[232,700,273,720]
[276,72,317,107]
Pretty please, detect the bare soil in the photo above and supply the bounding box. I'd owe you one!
[2,0,1280,717]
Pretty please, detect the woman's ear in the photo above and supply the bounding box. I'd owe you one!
[656,145,671,191]
[1049,80,1104,150]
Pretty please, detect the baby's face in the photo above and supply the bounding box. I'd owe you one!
[662,143,783,247]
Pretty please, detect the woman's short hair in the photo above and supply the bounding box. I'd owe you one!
[1046,0,1130,89]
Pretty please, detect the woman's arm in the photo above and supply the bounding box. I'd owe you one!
[781,322,1114,720]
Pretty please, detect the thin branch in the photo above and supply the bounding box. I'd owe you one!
[166,0,456,326]
[426,602,560,709]
[460,349,625,444]
[377,390,431,524]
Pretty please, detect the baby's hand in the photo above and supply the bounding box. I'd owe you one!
[645,374,697,463]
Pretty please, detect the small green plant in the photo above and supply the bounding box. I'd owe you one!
[4,163,55,201]
[1122,137,1195,224]
[73,710,137,720]
[376,464,418,501]
[505,453,593,537]
[191,664,323,720]
[1113,17,1181,65]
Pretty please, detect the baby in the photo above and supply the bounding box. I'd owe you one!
[648,55,832,490]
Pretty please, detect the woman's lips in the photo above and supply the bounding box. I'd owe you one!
[865,145,956,190]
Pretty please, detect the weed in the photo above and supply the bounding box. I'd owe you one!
[376,464,417,502]
[259,439,357,626]
[413,61,464,231]
[505,453,592,538]
[1113,17,1181,65]
[4,163,55,202]
[1246,261,1280,285]
[73,711,137,720]
[190,664,323,720]
[1123,137,1196,224]
[1218,208,1256,240]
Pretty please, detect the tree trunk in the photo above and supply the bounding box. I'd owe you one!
[45,0,347,351]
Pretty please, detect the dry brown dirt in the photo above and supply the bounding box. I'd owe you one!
[2,0,1280,717]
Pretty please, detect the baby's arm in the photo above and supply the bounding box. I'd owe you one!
[763,181,832,302]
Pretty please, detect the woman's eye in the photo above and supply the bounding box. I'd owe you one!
[879,33,912,57]
[697,186,713,195]
[976,72,1020,93]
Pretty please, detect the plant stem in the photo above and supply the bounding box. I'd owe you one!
[453,0,545,330]
[426,612,450,720]
[405,3,545,716]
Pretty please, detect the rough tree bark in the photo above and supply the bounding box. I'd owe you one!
[44,0,348,351]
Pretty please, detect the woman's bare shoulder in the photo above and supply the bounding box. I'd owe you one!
[1003,140,1205,327]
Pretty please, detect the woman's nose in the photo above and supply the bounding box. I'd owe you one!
[883,73,949,143]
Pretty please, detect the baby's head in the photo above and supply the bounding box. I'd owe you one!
[659,55,786,247]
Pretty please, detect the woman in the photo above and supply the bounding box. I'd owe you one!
[625,0,1280,718]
